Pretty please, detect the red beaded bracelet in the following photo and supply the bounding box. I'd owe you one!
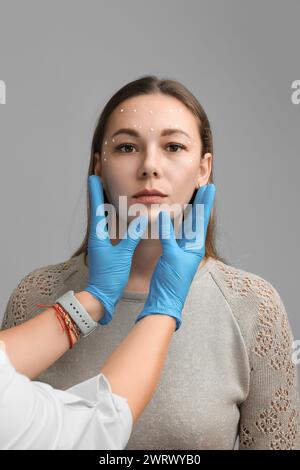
[36,302,81,349]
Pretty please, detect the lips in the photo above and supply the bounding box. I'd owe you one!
[133,188,167,198]
[133,195,167,204]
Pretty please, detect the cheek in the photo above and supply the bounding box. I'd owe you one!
[166,161,198,209]
[104,155,136,182]
[168,156,198,187]
[101,162,134,209]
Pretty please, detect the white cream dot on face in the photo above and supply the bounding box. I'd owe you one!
[104,140,107,145]
[149,127,155,132]
[133,109,137,112]
[120,109,124,112]
[112,138,115,143]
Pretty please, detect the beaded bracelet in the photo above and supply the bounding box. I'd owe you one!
[36,302,82,349]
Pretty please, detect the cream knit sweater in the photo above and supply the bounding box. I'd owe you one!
[1,253,299,450]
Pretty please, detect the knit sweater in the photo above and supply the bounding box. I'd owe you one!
[1,253,299,450]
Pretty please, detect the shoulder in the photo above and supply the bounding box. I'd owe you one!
[208,257,286,319]
[1,255,83,329]
[12,255,79,296]
[207,258,294,363]
[209,257,279,302]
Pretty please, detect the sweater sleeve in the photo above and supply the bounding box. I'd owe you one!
[238,283,300,450]
[1,280,30,329]
[1,259,75,330]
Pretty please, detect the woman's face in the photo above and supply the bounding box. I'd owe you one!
[94,93,212,231]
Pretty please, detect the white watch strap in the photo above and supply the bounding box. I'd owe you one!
[56,290,99,338]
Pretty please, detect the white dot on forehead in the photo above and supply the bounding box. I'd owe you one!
[117,107,184,113]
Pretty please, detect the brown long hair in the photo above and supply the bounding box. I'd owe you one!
[71,75,228,264]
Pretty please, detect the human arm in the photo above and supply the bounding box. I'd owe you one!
[0,291,103,380]
[0,311,176,449]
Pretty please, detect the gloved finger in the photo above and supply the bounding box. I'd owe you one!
[121,214,149,251]
[201,183,216,239]
[178,184,215,251]
[191,184,210,234]
[191,183,216,251]
[158,210,177,252]
[88,175,110,242]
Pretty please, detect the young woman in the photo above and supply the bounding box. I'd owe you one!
[0,176,216,449]
[2,76,299,450]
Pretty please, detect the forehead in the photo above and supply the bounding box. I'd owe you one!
[106,94,199,136]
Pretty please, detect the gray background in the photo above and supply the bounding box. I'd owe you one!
[0,0,299,381]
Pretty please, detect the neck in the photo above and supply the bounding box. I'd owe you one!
[130,238,162,278]
[111,217,163,281]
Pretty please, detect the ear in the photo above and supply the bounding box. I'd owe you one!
[94,152,108,194]
[94,152,102,177]
[196,152,213,186]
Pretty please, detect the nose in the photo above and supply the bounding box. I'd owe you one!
[138,150,161,178]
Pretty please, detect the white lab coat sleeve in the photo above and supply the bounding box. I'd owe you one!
[0,342,133,450]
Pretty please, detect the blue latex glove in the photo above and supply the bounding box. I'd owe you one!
[134,184,216,331]
[85,175,148,325]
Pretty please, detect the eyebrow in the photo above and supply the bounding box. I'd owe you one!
[111,127,191,139]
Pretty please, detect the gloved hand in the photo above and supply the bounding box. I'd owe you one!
[85,175,148,325]
[134,184,216,331]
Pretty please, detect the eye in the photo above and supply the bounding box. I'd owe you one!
[166,143,186,153]
[115,143,136,153]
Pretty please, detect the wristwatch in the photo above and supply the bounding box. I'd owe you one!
[55,290,99,338]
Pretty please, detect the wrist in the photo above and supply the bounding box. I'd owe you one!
[135,308,182,332]
[74,291,104,323]
[135,313,177,333]
[84,286,114,325]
